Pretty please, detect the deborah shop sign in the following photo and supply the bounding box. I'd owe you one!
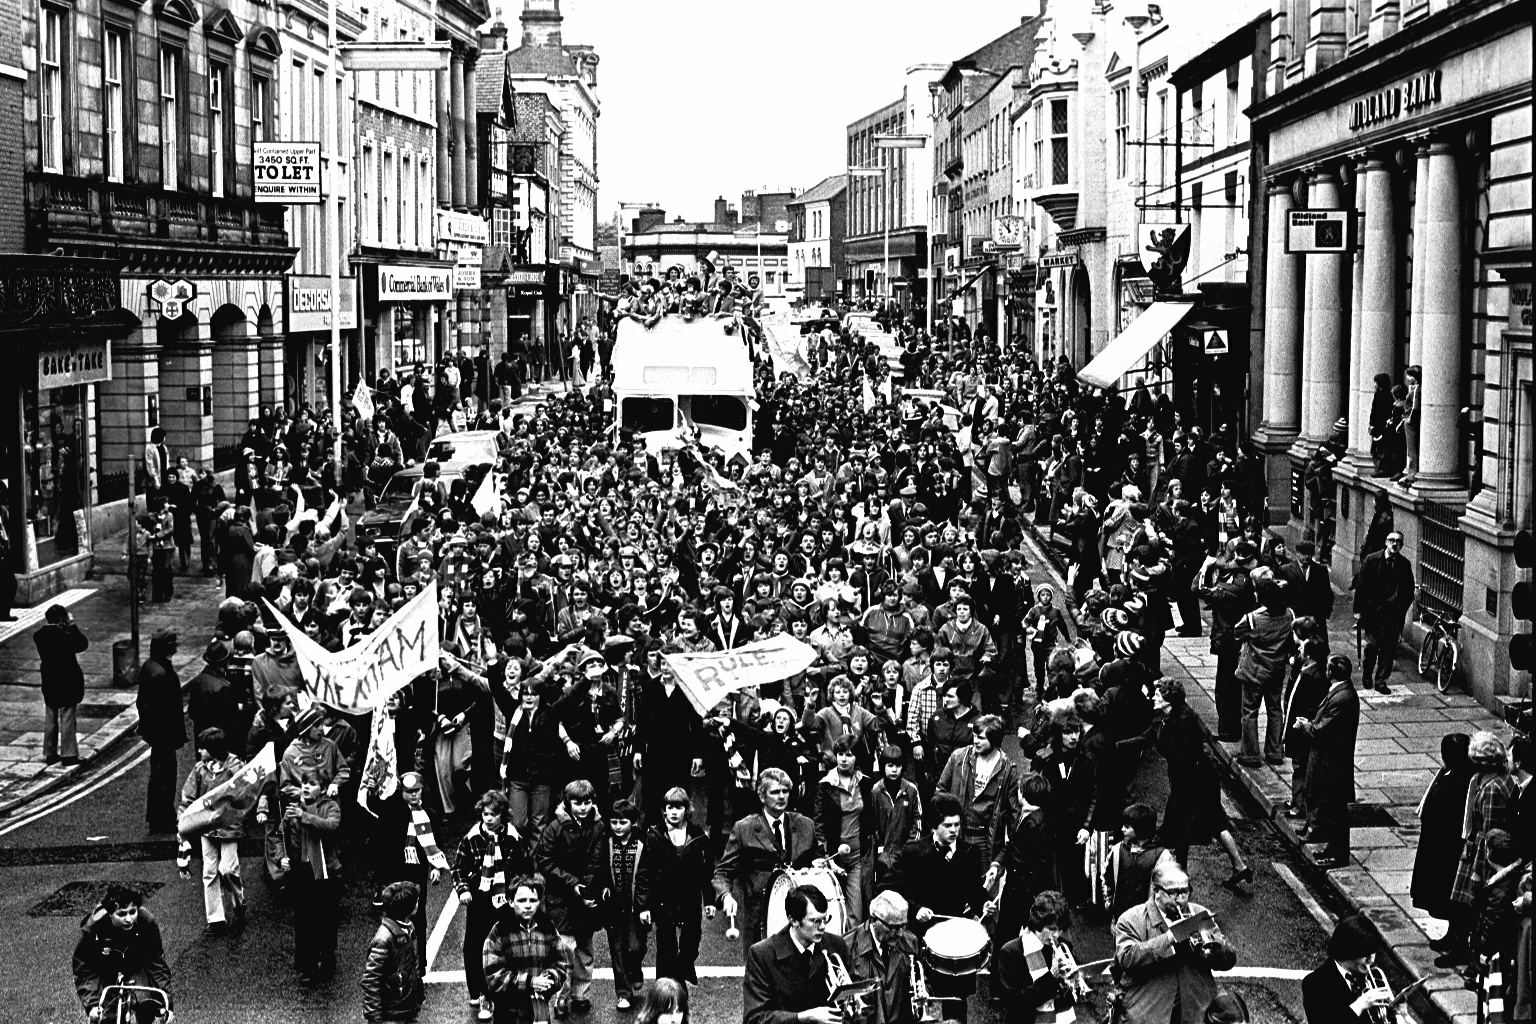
[378,266,453,302]
[1348,70,1442,132]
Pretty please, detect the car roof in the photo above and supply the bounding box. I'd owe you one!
[429,430,501,444]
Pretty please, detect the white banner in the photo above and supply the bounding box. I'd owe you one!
[663,635,819,715]
[267,582,441,714]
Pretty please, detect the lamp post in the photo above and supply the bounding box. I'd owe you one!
[846,166,885,304]
[873,132,928,314]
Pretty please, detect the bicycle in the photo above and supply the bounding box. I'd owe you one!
[1416,591,1462,694]
[93,983,173,1024]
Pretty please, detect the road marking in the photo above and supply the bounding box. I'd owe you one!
[0,744,149,835]
[1273,862,1337,930]
[425,889,461,973]
[425,963,1318,985]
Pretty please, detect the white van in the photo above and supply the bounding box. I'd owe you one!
[610,317,756,462]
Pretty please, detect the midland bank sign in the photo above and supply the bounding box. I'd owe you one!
[1348,69,1443,132]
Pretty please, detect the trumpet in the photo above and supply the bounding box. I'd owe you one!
[825,951,873,1024]
[911,952,944,1023]
[1052,940,1091,1002]
[825,950,854,996]
[1363,966,1399,1024]
[1167,902,1224,957]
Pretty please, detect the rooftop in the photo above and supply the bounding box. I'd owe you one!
[786,174,848,209]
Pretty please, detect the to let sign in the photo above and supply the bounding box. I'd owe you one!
[254,142,323,204]
[39,340,112,388]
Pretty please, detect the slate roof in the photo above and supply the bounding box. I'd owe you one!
[505,43,578,78]
[785,174,847,209]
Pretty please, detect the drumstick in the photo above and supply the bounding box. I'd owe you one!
[725,911,740,942]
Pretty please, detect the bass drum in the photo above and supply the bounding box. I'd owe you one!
[765,867,847,937]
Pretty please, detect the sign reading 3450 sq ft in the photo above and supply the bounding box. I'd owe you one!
[254,141,323,204]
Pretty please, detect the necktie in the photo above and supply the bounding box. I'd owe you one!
[773,818,785,857]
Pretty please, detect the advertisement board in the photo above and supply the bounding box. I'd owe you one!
[378,266,453,302]
[287,275,358,332]
[39,340,112,389]
[254,142,323,203]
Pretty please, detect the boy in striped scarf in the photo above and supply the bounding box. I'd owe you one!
[995,891,1084,1024]
[453,789,532,1021]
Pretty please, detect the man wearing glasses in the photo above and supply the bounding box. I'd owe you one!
[1351,529,1417,694]
[1113,863,1237,1023]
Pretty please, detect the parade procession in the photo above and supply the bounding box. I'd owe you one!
[0,1,1531,1023]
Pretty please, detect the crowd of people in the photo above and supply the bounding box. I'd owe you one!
[60,287,1531,1024]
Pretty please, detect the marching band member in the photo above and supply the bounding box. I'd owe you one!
[743,884,852,1024]
[847,889,921,1024]
[1113,862,1236,1024]
[995,891,1083,1024]
[1302,915,1395,1024]
[714,768,830,957]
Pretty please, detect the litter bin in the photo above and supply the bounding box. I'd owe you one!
[112,639,140,687]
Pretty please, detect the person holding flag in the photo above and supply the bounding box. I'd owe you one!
[175,727,247,935]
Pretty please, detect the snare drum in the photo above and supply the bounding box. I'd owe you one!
[765,867,847,936]
[922,917,991,976]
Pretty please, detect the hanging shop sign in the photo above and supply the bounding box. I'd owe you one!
[38,339,112,389]
[378,266,453,302]
[436,210,489,245]
[508,270,545,287]
[287,275,357,332]
[253,141,323,203]
[1285,209,1354,254]
[1348,69,1442,133]
[1040,250,1081,269]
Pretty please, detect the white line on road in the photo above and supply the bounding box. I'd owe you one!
[425,964,1315,985]
[1273,862,1337,930]
[0,744,150,836]
[425,889,461,972]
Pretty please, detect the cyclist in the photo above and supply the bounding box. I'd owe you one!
[72,883,173,1023]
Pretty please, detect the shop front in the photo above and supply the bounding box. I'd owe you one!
[360,261,456,377]
[285,275,357,410]
[0,254,134,604]
[507,266,555,369]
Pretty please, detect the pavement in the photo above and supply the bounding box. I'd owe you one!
[1017,523,1511,1024]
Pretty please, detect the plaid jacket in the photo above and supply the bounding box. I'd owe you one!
[483,915,567,1021]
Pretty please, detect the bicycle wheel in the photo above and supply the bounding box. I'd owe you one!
[1436,640,1460,694]
[1418,630,1438,679]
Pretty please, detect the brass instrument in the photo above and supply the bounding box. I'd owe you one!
[1167,901,1224,958]
[825,949,854,995]
[824,951,875,1024]
[1052,939,1091,1002]
[1364,966,1399,1024]
[911,952,944,1023]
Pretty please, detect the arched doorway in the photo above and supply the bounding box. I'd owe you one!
[156,313,212,466]
[210,304,253,470]
[1070,265,1092,368]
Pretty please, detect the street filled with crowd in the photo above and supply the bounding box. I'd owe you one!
[57,278,1532,1024]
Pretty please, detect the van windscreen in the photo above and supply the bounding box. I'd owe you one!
[621,397,675,432]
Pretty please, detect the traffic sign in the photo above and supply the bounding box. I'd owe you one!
[1203,330,1229,355]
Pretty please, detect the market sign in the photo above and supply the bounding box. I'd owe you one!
[378,266,453,302]
[1348,69,1442,132]
[287,274,357,332]
[39,339,112,388]
[253,141,322,204]
[1040,250,1080,269]
[1286,209,1353,254]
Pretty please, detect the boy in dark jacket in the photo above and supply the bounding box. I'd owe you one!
[534,778,603,1015]
[360,881,425,1022]
[284,772,343,982]
[452,789,532,1021]
[870,744,923,883]
[644,787,714,985]
[588,799,653,1010]
[72,882,173,1024]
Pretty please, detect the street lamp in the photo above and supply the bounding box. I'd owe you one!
[846,165,886,304]
[871,132,928,312]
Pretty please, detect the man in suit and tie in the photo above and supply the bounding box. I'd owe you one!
[1351,531,1416,694]
[715,767,829,956]
[1303,915,1395,1023]
[1279,540,1335,625]
[1293,654,1361,868]
[743,884,851,1024]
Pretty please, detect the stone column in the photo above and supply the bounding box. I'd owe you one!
[1302,167,1346,442]
[212,322,260,453]
[1414,138,1464,488]
[1260,179,1303,441]
[450,49,467,211]
[1407,137,1431,369]
[463,55,479,211]
[436,59,452,208]
[158,329,215,465]
[1355,153,1398,470]
[1347,156,1368,459]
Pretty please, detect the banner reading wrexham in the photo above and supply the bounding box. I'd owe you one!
[267,581,441,713]
[662,634,819,715]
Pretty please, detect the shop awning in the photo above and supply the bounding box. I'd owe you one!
[1077,301,1195,389]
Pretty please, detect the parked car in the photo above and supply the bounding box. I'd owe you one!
[357,461,494,560]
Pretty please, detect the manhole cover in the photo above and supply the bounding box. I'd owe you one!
[1350,803,1398,828]
[28,880,165,917]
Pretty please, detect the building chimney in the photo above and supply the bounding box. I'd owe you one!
[727,204,739,226]
[713,197,730,225]
[633,208,665,234]
[520,0,562,47]
[480,14,508,52]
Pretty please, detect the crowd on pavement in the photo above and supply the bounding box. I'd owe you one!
[42,277,1531,1024]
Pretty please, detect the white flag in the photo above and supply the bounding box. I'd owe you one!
[471,471,501,518]
[266,581,441,714]
[357,706,399,817]
[353,384,375,421]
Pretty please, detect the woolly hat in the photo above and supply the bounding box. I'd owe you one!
[1101,608,1130,632]
[1114,631,1144,659]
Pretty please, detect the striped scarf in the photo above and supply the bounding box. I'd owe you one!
[1019,929,1076,1024]
[407,808,450,871]
[479,823,521,898]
